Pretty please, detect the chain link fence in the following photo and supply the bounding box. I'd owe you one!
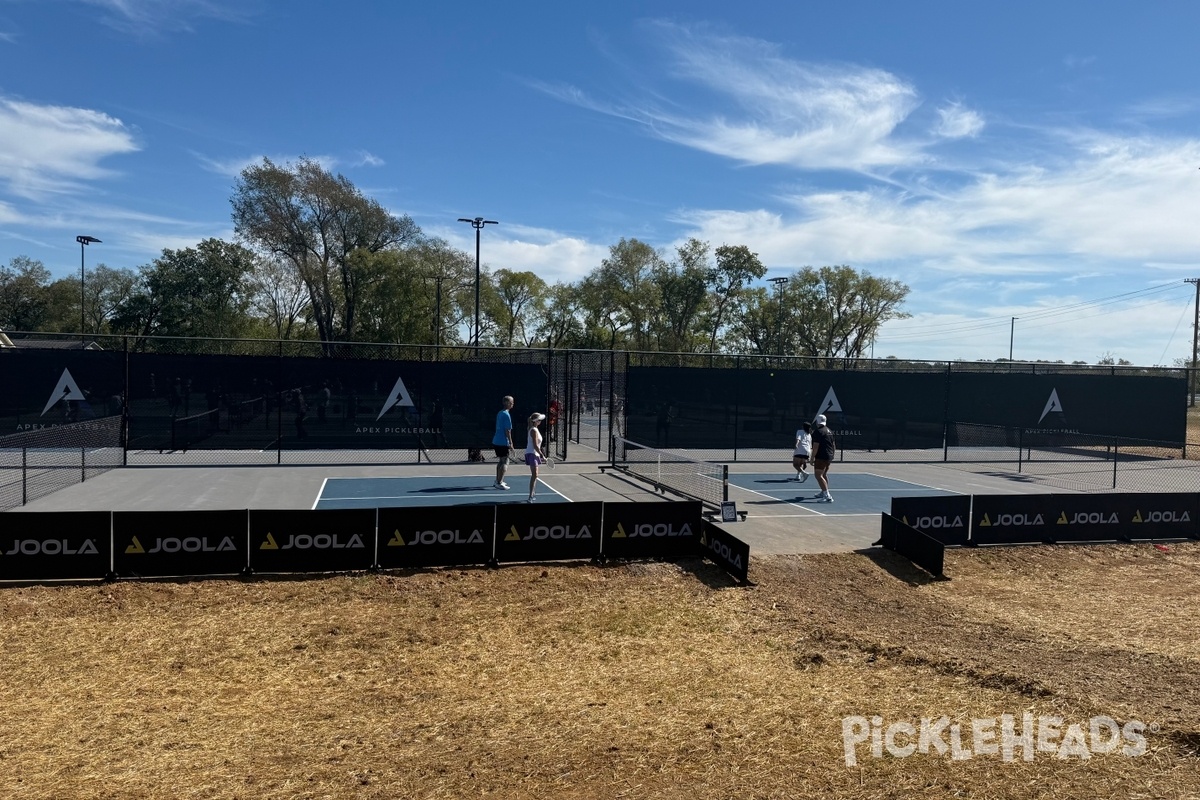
[0,415,123,510]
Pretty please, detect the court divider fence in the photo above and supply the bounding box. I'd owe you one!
[0,500,752,585]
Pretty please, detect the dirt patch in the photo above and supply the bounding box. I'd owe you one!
[1,545,1198,798]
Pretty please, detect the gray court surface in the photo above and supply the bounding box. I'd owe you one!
[5,443,1099,555]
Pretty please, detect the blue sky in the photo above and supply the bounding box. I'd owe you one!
[2,0,1199,365]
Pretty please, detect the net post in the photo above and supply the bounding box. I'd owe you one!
[22,447,27,506]
[1112,437,1119,489]
[81,446,86,482]
[721,464,729,503]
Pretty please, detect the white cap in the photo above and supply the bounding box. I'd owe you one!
[814,414,827,426]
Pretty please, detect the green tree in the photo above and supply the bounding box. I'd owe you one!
[786,266,910,364]
[534,282,584,348]
[651,238,711,352]
[111,239,256,340]
[0,256,51,331]
[703,245,766,352]
[247,255,311,340]
[231,157,422,343]
[486,269,548,347]
[580,239,664,351]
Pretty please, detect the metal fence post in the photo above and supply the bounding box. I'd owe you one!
[1112,437,1119,489]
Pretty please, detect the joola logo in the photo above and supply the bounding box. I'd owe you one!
[388,529,485,546]
[6,538,98,556]
[1132,510,1190,524]
[612,522,693,538]
[701,532,744,569]
[259,533,365,550]
[505,524,592,541]
[1057,511,1119,525]
[978,513,1044,527]
[125,535,237,554]
[904,515,965,529]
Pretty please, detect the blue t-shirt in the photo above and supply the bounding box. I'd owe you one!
[492,409,512,446]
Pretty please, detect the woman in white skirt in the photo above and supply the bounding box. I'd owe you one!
[525,412,547,502]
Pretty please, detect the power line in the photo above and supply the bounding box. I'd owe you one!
[881,281,1190,342]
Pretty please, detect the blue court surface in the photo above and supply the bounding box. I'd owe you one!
[728,472,960,516]
[313,475,570,510]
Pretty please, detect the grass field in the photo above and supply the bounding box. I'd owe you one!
[2,543,1198,799]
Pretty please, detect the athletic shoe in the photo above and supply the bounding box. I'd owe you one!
[821,495,834,503]
[495,481,510,490]
[799,471,808,483]
[814,492,826,499]
[527,495,536,503]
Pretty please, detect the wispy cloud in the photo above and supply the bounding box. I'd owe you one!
[353,151,385,168]
[0,96,140,198]
[76,0,254,36]
[194,152,341,178]
[535,21,926,172]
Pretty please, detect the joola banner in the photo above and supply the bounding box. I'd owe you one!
[699,520,750,582]
[1121,493,1198,540]
[971,495,1055,545]
[1045,493,1198,542]
[249,509,376,573]
[0,511,111,581]
[113,510,247,578]
[377,505,495,569]
[602,501,702,560]
[890,496,971,545]
[494,501,602,563]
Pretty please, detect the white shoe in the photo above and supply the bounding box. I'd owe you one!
[495,481,510,490]
[799,471,808,483]
[814,492,826,499]
[821,494,833,503]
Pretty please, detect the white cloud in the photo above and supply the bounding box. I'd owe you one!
[432,222,608,285]
[933,102,984,138]
[0,97,140,198]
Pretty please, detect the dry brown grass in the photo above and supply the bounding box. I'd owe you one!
[2,545,1199,799]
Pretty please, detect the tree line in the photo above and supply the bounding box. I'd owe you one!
[0,157,911,359]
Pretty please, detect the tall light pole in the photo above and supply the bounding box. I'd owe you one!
[769,277,789,356]
[1009,316,1018,362]
[1187,279,1199,407]
[456,216,497,350]
[76,235,101,341]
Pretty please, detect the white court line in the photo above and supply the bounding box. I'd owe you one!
[858,470,963,493]
[731,483,835,515]
[312,476,330,510]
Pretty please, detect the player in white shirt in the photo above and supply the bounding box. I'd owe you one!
[792,421,812,482]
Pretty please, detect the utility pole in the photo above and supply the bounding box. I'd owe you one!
[768,277,789,356]
[1187,279,1199,407]
[1009,316,1018,362]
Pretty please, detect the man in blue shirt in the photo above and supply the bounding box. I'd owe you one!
[492,395,515,489]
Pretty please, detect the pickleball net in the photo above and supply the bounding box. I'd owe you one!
[611,436,728,509]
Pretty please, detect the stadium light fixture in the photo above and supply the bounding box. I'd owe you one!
[1010,316,1018,362]
[456,217,498,350]
[76,235,101,342]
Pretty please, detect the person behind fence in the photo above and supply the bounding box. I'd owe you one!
[525,412,546,503]
[492,395,515,490]
[430,398,447,447]
[811,414,835,502]
[293,388,309,440]
[317,381,330,423]
[792,421,812,482]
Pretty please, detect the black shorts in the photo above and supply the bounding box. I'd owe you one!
[493,446,510,459]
